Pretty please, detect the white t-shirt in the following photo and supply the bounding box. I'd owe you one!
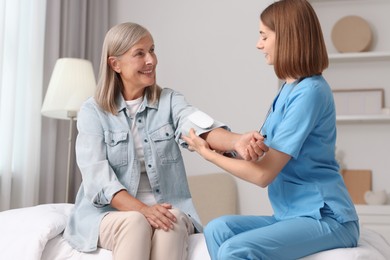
[126,97,157,206]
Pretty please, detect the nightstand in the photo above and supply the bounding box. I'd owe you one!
[355,205,390,243]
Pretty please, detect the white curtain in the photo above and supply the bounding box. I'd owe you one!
[0,0,47,210]
[39,0,109,204]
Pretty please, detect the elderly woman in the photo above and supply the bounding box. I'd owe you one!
[63,22,266,260]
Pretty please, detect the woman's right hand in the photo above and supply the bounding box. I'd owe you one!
[111,190,176,231]
[139,203,177,231]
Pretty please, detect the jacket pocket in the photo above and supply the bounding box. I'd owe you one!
[104,131,128,167]
[150,124,181,164]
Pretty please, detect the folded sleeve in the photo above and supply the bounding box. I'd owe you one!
[167,90,229,148]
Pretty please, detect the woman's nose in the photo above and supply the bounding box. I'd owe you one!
[146,53,156,65]
[256,40,263,50]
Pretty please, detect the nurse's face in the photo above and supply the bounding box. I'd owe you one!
[256,21,275,65]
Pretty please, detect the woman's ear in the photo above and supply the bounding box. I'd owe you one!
[108,56,121,73]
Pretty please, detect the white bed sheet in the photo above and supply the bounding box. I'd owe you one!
[41,233,209,260]
[1,203,389,260]
[301,228,390,260]
[41,229,390,260]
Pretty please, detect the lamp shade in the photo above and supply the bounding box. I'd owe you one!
[41,58,96,120]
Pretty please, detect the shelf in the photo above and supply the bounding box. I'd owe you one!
[355,204,390,214]
[309,0,354,2]
[337,114,390,123]
[329,52,390,62]
[309,0,386,3]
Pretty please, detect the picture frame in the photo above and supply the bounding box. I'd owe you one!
[332,88,384,115]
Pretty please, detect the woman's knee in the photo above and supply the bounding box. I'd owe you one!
[218,240,237,259]
[218,239,266,260]
[169,208,187,226]
[116,211,152,235]
[204,216,231,236]
[169,208,184,219]
[99,211,152,251]
[218,239,245,259]
[169,208,194,233]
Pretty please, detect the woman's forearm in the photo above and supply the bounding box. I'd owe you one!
[111,190,146,211]
[201,128,239,152]
[201,127,268,161]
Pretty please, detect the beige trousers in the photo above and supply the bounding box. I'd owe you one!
[98,209,195,260]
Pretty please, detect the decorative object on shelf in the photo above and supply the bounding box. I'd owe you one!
[341,169,372,204]
[41,58,96,203]
[382,107,390,115]
[364,190,388,205]
[335,147,346,173]
[332,88,384,116]
[331,15,373,53]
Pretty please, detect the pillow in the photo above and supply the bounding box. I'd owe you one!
[0,203,73,260]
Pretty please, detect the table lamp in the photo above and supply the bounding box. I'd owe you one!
[41,58,96,203]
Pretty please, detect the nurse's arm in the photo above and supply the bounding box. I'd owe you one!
[183,129,290,187]
[206,147,291,187]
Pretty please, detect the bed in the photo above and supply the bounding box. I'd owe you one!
[1,173,389,260]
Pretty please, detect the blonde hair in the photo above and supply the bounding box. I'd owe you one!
[260,0,328,80]
[95,22,161,114]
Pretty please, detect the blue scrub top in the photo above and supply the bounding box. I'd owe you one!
[262,75,358,223]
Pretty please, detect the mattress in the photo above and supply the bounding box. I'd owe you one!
[0,203,389,260]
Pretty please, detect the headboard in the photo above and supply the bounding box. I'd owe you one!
[188,173,238,226]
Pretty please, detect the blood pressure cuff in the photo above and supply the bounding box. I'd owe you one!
[178,111,230,149]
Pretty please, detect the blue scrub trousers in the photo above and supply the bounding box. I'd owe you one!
[204,215,359,260]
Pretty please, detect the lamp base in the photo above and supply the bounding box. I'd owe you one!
[65,115,76,203]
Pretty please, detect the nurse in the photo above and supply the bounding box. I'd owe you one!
[182,0,359,259]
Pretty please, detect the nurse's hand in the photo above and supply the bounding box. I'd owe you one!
[182,128,212,157]
[234,131,269,161]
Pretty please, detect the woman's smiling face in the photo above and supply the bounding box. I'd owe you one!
[256,21,276,65]
[110,34,157,97]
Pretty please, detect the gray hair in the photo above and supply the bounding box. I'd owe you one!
[95,22,161,114]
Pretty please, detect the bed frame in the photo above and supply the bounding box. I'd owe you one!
[0,173,389,259]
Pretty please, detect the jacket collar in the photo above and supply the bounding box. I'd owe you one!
[116,91,159,114]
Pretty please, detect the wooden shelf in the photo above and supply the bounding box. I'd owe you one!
[355,204,390,243]
[329,52,390,62]
[355,204,390,214]
[337,114,390,123]
[309,0,353,2]
[309,0,384,3]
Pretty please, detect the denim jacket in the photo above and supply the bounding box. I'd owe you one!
[63,88,227,252]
